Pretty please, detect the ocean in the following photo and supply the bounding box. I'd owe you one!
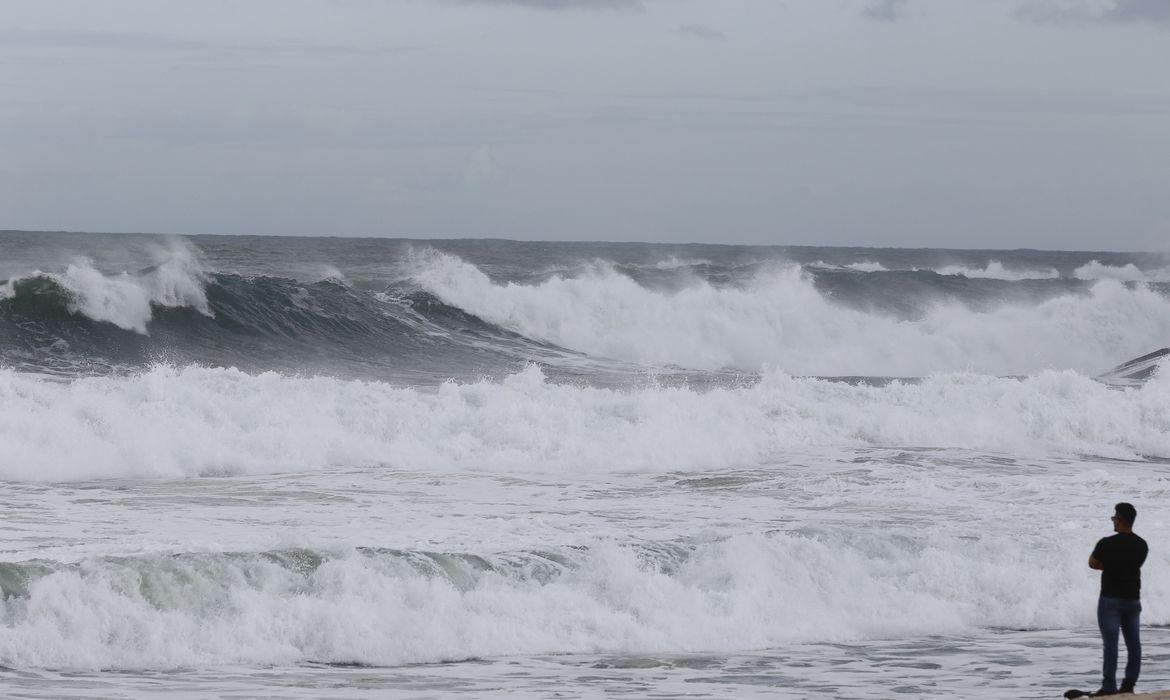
[1,230,1168,698]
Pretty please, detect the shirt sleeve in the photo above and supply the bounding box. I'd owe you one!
[1092,537,1108,563]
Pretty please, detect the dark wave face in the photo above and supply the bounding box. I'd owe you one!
[2,230,1169,382]
[0,271,575,382]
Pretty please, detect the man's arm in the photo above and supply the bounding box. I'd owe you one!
[1089,538,1106,570]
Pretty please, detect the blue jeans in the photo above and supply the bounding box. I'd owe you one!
[1098,596,1141,692]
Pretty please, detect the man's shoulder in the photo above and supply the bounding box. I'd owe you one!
[1114,532,1147,552]
[1095,536,1141,545]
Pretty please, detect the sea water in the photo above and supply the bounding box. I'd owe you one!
[1,231,1168,698]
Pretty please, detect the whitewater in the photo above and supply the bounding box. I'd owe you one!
[2,231,1169,698]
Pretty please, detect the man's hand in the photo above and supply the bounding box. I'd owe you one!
[1088,555,1102,570]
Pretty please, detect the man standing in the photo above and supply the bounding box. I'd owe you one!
[1088,502,1148,696]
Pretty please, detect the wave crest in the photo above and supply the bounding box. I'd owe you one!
[1,240,211,334]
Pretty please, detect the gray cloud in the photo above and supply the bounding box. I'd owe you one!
[1103,0,1170,23]
[3,0,1167,249]
[862,0,910,22]
[0,28,405,55]
[454,0,642,9]
[673,24,726,40]
[1012,1,1082,25]
[1015,0,1170,26]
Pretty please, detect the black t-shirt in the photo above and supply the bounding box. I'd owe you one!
[1092,532,1148,599]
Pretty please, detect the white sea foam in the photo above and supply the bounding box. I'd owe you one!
[409,251,1170,375]
[933,261,1060,280]
[3,525,1158,671]
[1,363,1167,482]
[5,240,211,333]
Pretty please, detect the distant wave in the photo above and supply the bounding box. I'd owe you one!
[817,259,1168,282]
[1,363,1166,482]
[812,260,1060,280]
[933,261,1060,280]
[1072,260,1170,282]
[928,260,1170,283]
[650,256,713,270]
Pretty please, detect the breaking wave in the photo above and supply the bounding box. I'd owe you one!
[1,363,1167,482]
[3,526,1166,670]
[410,251,1170,375]
[0,241,210,334]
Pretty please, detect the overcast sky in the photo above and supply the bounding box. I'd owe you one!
[1,0,1168,249]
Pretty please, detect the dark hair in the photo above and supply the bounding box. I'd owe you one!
[1115,502,1137,525]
